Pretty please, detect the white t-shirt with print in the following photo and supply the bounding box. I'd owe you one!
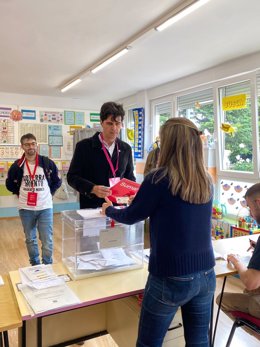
[19,164,53,210]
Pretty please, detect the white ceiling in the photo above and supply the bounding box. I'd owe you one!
[1,0,260,109]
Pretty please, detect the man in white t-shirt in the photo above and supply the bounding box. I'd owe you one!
[6,133,61,265]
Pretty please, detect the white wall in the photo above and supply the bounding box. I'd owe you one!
[0,91,99,114]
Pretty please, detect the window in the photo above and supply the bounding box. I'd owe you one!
[218,81,254,173]
[177,88,214,146]
[154,101,172,139]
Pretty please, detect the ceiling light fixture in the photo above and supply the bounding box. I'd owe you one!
[61,78,82,93]
[91,48,129,74]
[155,0,211,32]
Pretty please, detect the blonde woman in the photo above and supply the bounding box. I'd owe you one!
[102,117,215,347]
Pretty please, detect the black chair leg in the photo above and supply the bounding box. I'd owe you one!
[226,320,238,347]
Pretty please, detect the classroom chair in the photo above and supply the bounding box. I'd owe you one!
[226,311,260,346]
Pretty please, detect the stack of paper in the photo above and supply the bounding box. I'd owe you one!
[19,264,81,314]
[19,264,64,289]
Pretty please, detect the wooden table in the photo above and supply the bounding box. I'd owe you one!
[9,263,149,347]
[9,234,259,347]
[0,274,22,347]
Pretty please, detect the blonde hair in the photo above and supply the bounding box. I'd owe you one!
[144,147,160,176]
[157,117,211,204]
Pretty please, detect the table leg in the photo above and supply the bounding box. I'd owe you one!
[0,332,3,347]
[37,317,42,347]
[212,276,227,347]
[3,331,9,347]
[21,321,26,347]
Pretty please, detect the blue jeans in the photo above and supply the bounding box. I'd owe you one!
[19,208,53,266]
[136,268,216,347]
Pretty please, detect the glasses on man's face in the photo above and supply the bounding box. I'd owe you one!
[22,142,37,148]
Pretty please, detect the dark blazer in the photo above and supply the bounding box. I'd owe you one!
[67,132,135,208]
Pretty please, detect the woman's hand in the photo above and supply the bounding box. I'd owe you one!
[101,197,113,215]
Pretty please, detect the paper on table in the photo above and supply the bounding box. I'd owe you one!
[19,264,65,289]
[77,208,104,219]
[20,283,81,314]
[214,251,227,260]
[20,264,57,282]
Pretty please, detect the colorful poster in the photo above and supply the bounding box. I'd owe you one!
[49,146,61,158]
[0,107,12,118]
[40,111,63,123]
[90,113,100,122]
[48,135,63,146]
[75,111,85,125]
[48,125,62,136]
[133,108,145,159]
[0,119,15,144]
[21,109,36,120]
[64,111,75,125]
[39,144,49,157]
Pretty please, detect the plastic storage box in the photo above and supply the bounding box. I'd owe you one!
[61,209,144,280]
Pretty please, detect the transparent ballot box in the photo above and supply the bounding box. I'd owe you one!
[61,209,144,280]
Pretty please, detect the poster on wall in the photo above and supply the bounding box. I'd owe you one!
[48,125,62,136]
[40,111,63,123]
[133,108,145,159]
[49,146,61,159]
[21,109,36,120]
[19,124,47,143]
[0,119,15,144]
[0,107,12,118]
[39,144,49,157]
[0,146,23,159]
[75,111,85,125]
[64,111,75,125]
[90,113,100,122]
[48,135,63,146]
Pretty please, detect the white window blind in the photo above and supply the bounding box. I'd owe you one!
[155,102,172,116]
[177,88,213,110]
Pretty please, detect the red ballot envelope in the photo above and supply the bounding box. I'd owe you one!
[108,178,140,204]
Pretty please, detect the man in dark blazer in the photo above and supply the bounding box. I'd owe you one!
[67,101,135,208]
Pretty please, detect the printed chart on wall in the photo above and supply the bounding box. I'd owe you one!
[0,146,23,159]
[19,124,48,143]
[133,108,145,159]
[0,119,15,144]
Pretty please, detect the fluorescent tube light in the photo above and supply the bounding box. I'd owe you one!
[155,0,211,32]
[91,48,129,74]
[61,78,82,93]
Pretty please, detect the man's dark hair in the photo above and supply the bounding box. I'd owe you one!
[245,183,260,199]
[20,133,36,144]
[100,102,125,122]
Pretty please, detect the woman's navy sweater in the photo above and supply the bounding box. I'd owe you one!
[106,171,215,277]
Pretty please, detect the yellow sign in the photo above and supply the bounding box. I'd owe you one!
[222,94,246,111]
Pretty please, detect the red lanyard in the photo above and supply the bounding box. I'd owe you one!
[25,154,38,189]
[100,133,119,178]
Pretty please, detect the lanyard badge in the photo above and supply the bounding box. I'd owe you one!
[100,134,120,187]
[25,154,39,206]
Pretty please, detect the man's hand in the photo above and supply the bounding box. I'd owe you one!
[101,197,113,215]
[91,185,111,198]
[247,239,256,252]
[227,253,240,267]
